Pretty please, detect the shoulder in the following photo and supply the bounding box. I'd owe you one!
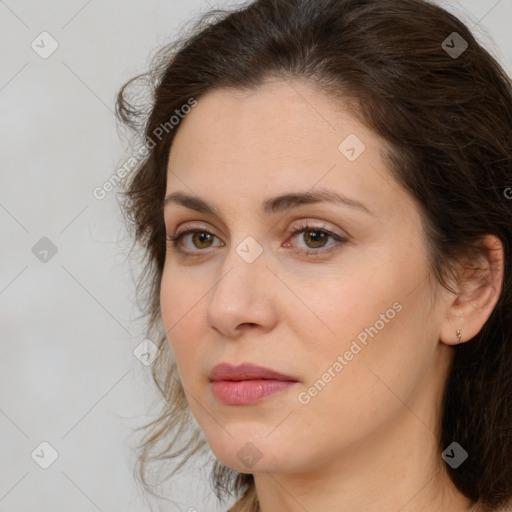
[227,498,243,512]
[226,491,259,512]
[227,497,246,512]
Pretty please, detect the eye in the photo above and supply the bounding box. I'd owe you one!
[165,222,348,258]
[284,222,347,256]
[166,227,222,254]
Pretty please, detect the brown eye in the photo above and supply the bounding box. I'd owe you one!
[189,231,215,249]
[286,223,347,256]
[166,228,221,253]
[301,230,329,249]
[166,223,347,258]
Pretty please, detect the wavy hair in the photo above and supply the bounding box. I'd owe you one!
[115,1,512,510]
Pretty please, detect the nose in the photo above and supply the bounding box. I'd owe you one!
[205,242,278,338]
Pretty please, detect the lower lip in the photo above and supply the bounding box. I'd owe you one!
[211,379,298,405]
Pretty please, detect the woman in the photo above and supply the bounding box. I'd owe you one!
[116,0,512,510]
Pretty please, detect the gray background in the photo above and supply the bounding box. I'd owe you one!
[0,1,511,511]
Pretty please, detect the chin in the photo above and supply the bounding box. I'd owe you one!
[205,429,296,474]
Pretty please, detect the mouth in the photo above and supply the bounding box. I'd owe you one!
[208,363,299,405]
[210,379,299,405]
[208,362,298,382]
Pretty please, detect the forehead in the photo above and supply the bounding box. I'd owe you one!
[169,79,372,163]
[165,79,412,223]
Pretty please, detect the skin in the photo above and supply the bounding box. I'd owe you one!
[160,79,503,512]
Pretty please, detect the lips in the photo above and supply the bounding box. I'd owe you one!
[208,362,298,382]
[208,363,299,405]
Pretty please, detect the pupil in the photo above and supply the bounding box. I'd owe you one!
[195,232,212,247]
[306,231,325,247]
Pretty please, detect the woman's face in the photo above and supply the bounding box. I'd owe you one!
[161,79,453,477]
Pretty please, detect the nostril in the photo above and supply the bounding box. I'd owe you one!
[239,322,257,328]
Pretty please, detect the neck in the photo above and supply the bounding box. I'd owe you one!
[253,406,473,512]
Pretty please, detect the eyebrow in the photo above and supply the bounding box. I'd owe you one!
[163,189,375,217]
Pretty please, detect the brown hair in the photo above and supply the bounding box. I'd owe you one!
[115,1,512,510]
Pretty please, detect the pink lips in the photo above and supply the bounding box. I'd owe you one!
[209,363,299,405]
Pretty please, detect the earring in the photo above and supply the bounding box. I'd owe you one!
[456,328,462,344]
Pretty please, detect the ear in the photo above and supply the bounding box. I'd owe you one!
[439,234,504,346]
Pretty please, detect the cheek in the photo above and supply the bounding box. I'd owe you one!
[287,293,432,458]
[159,269,206,381]
[292,250,433,401]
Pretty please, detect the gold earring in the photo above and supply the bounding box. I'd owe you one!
[456,328,462,344]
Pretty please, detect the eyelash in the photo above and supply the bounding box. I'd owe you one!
[165,222,348,258]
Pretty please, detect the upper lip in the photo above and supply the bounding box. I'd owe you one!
[209,363,298,382]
